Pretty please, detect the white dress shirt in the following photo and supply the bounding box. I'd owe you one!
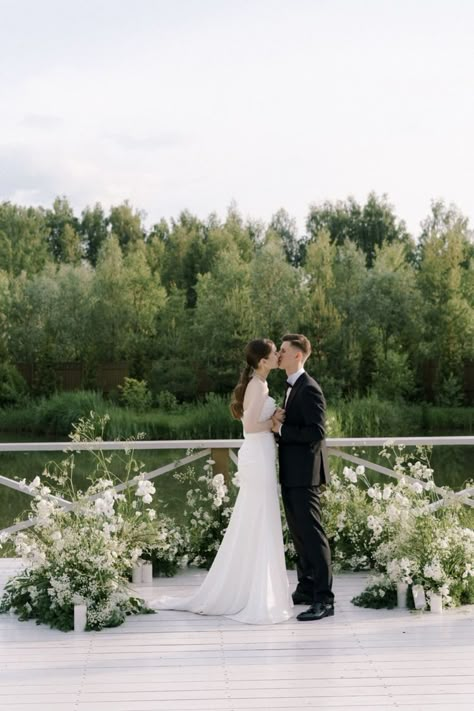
[280,368,305,433]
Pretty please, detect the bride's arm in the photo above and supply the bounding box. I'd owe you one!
[242,379,273,433]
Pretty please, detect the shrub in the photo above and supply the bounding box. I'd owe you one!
[0,363,27,407]
[371,350,415,401]
[35,391,106,435]
[155,390,179,412]
[436,373,464,407]
[118,378,152,412]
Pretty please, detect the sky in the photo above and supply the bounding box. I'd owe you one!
[1,0,474,238]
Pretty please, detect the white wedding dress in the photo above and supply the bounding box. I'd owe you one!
[151,377,293,624]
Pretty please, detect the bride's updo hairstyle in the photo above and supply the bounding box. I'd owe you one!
[230,339,274,420]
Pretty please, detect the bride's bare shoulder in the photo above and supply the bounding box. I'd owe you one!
[246,376,267,392]
[243,376,266,403]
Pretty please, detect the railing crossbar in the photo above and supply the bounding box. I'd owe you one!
[0,449,212,536]
[329,448,474,508]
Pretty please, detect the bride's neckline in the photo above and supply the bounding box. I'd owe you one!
[252,373,267,383]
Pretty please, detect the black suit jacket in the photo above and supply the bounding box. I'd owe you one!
[277,372,330,487]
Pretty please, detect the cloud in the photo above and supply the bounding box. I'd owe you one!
[106,131,189,152]
[0,145,60,203]
[19,114,64,130]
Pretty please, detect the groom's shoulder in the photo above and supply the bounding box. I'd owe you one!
[303,372,324,394]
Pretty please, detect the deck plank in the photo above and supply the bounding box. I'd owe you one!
[0,560,473,711]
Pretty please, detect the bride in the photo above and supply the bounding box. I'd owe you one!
[151,338,293,624]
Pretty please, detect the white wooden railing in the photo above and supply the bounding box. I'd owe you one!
[1,436,473,536]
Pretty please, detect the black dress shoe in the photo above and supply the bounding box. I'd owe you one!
[296,602,335,621]
[292,591,313,605]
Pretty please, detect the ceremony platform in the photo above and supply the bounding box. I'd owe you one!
[1,560,473,711]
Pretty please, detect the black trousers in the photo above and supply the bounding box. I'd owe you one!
[281,485,334,604]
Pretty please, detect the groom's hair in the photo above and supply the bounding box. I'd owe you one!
[282,333,311,359]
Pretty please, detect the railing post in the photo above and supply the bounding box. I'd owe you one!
[211,448,230,487]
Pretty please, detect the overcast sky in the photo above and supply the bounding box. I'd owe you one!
[1,0,473,237]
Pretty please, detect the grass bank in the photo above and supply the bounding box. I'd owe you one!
[0,391,472,440]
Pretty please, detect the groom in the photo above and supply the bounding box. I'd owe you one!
[272,334,334,621]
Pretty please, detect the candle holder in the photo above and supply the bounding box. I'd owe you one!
[429,592,443,613]
[73,604,87,632]
[396,581,408,608]
[132,560,143,585]
[412,584,426,610]
[141,562,153,585]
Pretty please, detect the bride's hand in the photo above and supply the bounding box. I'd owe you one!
[273,407,286,423]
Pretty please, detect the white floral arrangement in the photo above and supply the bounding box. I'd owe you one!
[326,444,474,610]
[0,414,169,630]
[174,458,237,569]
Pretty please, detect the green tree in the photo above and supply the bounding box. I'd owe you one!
[150,285,196,399]
[109,201,145,253]
[81,203,109,266]
[299,230,342,384]
[46,196,82,264]
[269,208,304,266]
[90,236,130,362]
[329,239,369,395]
[358,242,421,396]
[0,270,10,359]
[0,202,50,276]
[160,211,208,306]
[8,265,93,365]
[192,246,256,392]
[122,244,166,373]
[417,203,474,389]
[250,238,304,341]
[306,193,412,267]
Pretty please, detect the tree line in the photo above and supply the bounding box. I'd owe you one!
[0,193,473,405]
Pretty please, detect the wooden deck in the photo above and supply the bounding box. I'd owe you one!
[1,559,473,711]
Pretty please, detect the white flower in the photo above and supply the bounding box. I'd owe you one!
[355,465,365,476]
[136,478,156,500]
[411,482,424,495]
[147,509,156,520]
[28,476,41,493]
[423,560,444,582]
[343,467,357,483]
[367,515,383,537]
[382,486,392,500]
[36,499,55,522]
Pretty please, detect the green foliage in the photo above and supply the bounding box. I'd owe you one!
[0,195,472,406]
[435,373,464,407]
[306,192,413,267]
[34,391,106,435]
[155,390,179,411]
[337,395,419,436]
[0,202,51,276]
[0,363,27,407]
[118,378,152,412]
[352,579,397,609]
[45,197,82,264]
[371,350,415,401]
[80,203,109,267]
